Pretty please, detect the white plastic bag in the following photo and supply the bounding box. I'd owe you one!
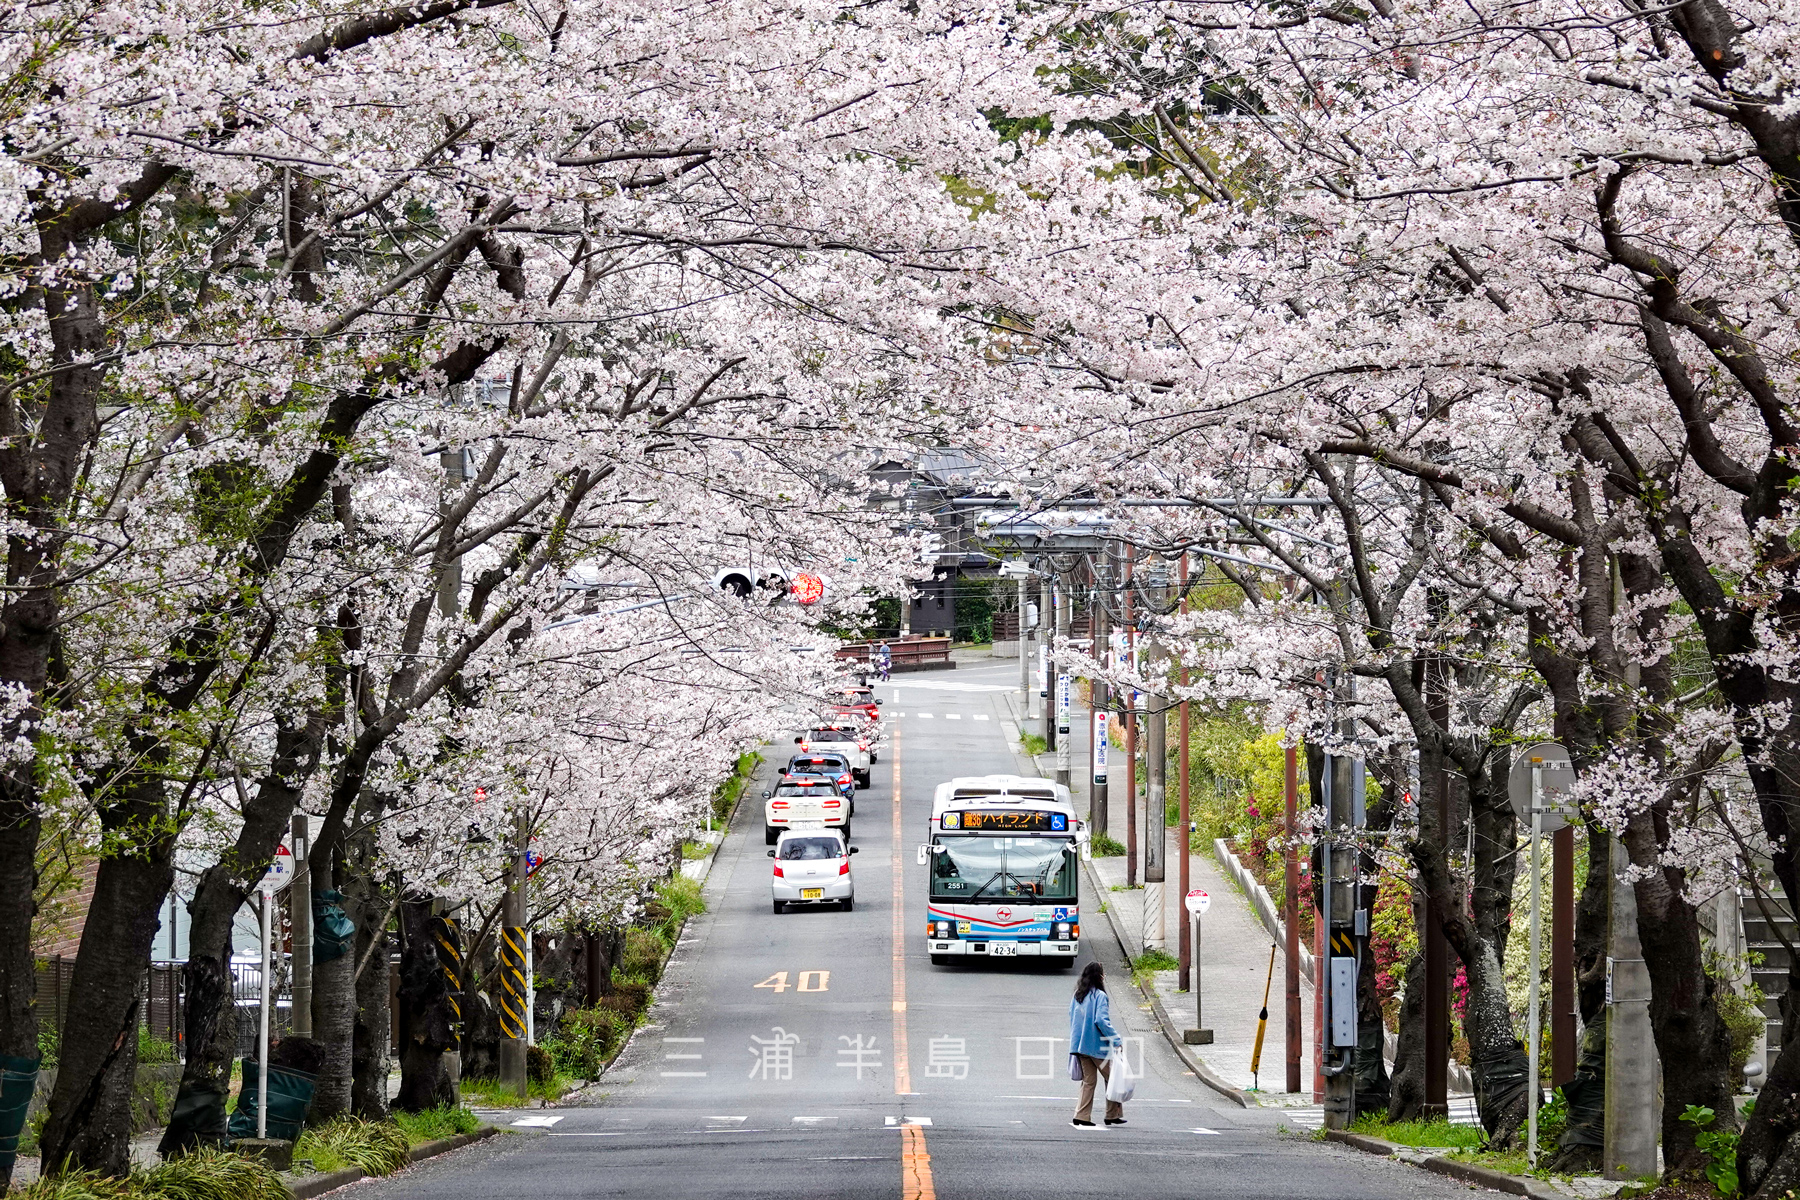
[1104,1046,1135,1103]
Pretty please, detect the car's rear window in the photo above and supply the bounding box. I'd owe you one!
[789,755,846,771]
[807,729,856,740]
[775,775,836,795]
[779,837,845,860]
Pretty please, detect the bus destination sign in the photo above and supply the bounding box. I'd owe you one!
[943,810,1068,832]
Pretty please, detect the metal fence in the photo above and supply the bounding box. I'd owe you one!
[34,957,296,1062]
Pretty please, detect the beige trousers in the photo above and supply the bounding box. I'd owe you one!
[1075,1053,1124,1123]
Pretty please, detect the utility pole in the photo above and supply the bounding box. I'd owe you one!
[1124,546,1137,888]
[290,814,313,1038]
[498,811,530,1100]
[1017,569,1030,717]
[1043,574,1057,753]
[1177,554,1192,991]
[1091,551,1111,840]
[1321,745,1359,1129]
[1055,569,1071,787]
[1142,643,1166,951]
[1423,646,1451,1118]
[1284,746,1302,1093]
[1604,834,1658,1175]
[1552,824,1576,1086]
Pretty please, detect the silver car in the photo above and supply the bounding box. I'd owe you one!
[769,828,857,913]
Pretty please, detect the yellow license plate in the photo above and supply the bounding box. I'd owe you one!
[801,888,824,900]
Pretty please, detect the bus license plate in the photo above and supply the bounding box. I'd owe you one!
[801,888,824,900]
[989,942,1017,956]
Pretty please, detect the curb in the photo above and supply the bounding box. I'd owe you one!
[286,1125,500,1200]
[1321,1129,1565,1198]
[1081,858,1253,1110]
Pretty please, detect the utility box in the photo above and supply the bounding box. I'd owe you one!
[1330,957,1357,1046]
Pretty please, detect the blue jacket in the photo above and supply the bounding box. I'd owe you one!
[1069,987,1119,1059]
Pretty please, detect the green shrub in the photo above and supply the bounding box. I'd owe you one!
[620,928,669,984]
[1133,949,1179,973]
[392,1106,480,1145]
[38,1021,59,1069]
[1092,833,1126,857]
[526,1044,554,1085]
[656,876,705,930]
[294,1118,411,1177]
[1679,1104,1739,1196]
[1019,732,1047,757]
[542,1006,626,1080]
[137,1027,178,1065]
[19,1146,288,1200]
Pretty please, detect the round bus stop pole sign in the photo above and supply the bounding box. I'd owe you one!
[260,842,295,894]
[1184,889,1210,915]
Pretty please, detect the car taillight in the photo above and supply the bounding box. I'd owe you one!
[839,860,850,875]
[772,801,788,809]
[839,774,850,786]
[773,863,784,877]
[823,799,841,808]
[857,741,868,751]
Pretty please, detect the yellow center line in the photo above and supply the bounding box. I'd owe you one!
[901,1122,936,1200]
[890,724,911,1095]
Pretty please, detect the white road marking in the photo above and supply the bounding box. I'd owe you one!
[663,1053,703,1060]
[884,1116,933,1126]
[548,1132,627,1137]
[916,713,933,718]
[663,1037,705,1043]
[974,714,990,721]
[658,1071,708,1077]
[706,1116,747,1122]
[511,1115,565,1127]
[1188,1128,1222,1135]
[944,713,961,720]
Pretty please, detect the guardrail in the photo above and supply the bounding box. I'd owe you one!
[835,637,954,671]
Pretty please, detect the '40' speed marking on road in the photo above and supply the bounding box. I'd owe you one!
[753,971,829,992]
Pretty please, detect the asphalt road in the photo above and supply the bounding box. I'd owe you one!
[351,658,1487,1199]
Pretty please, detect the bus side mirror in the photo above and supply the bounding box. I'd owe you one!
[916,845,928,865]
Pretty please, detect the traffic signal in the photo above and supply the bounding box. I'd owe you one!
[789,572,825,605]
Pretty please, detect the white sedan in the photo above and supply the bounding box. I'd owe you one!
[770,828,857,912]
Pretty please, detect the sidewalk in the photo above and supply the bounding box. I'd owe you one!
[1087,846,1315,1101]
[992,688,1317,1104]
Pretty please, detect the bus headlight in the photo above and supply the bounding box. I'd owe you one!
[935,921,953,938]
[1055,922,1071,938]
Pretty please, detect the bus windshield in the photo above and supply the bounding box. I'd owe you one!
[930,835,1077,902]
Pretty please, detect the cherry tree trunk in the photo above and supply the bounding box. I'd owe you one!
[1387,950,1428,1121]
[35,826,173,1176]
[395,899,458,1112]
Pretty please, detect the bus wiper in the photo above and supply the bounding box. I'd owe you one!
[972,871,1024,900]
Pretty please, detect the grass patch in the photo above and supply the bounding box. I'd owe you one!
[19,1146,288,1200]
[679,840,712,860]
[1019,732,1048,756]
[1347,1114,1484,1151]
[294,1118,411,1177]
[392,1105,481,1145]
[458,1074,573,1106]
[1091,833,1126,857]
[1130,948,1179,986]
[711,751,762,828]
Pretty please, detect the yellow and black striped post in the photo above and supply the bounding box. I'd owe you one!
[433,915,463,1033]
[497,925,530,1041]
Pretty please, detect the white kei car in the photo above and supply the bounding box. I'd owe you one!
[769,826,857,913]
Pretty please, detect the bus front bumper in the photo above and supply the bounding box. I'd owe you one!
[927,940,1079,957]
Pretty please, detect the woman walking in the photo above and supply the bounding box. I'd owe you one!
[1069,961,1125,1127]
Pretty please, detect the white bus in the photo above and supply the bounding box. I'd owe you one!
[918,775,1089,967]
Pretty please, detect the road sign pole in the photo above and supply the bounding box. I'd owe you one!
[258,885,271,1140]
[1184,890,1212,1044]
[1528,764,1542,1167]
